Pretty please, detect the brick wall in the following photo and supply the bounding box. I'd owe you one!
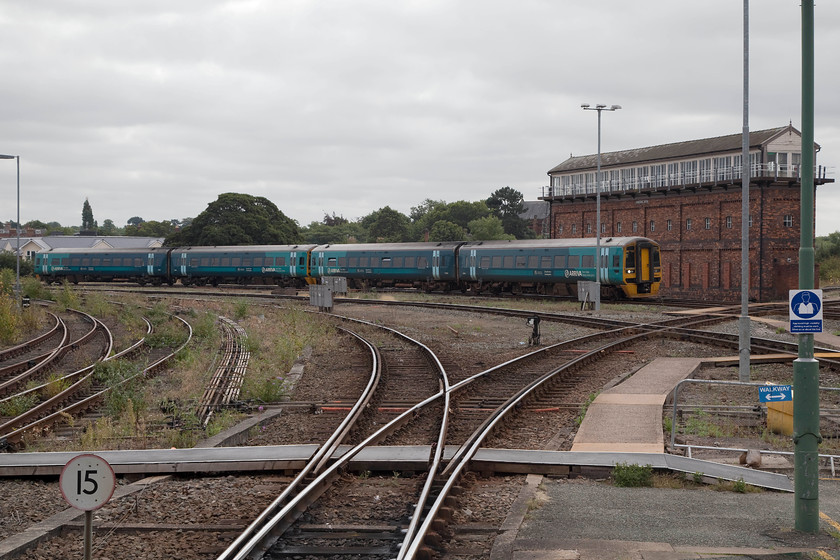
[548,182,814,302]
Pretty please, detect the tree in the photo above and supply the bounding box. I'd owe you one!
[127,216,144,227]
[428,221,465,242]
[361,206,410,242]
[164,193,301,246]
[125,220,176,238]
[99,219,119,236]
[487,187,531,239]
[24,220,48,229]
[468,216,515,240]
[82,199,96,230]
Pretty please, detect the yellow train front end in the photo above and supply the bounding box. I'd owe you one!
[620,239,662,298]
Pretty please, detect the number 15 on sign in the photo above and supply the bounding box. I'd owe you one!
[59,454,116,511]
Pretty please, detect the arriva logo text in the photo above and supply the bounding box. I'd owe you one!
[565,270,585,278]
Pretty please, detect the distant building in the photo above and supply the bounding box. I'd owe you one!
[519,201,550,238]
[541,124,834,302]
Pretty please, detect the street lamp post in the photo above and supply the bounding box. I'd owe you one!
[581,104,621,311]
[0,154,21,302]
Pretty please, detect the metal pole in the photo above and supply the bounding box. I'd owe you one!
[596,109,602,311]
[738,0,751,382]
[581,104,620,311]
[794,0,819,533]
[84,510,93,560]
[15,155,20,303]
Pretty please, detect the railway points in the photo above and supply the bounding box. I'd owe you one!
[5,295,840,558]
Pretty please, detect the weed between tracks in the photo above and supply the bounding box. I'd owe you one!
[18,289,336,451]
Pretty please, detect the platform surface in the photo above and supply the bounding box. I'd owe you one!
[571,358,702,453]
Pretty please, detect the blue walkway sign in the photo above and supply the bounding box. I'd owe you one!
[789,289,823,333]
[759,384,793,403]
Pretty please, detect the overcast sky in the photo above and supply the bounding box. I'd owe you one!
[1,1,839,235]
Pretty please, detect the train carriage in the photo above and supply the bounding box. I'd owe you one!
[311,242,462,290]
[171,245,316,286]
[457,237,660,298]
[34,248,171,285]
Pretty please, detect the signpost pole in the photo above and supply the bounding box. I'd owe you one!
[794,0,819,533]
[84,510,93,560]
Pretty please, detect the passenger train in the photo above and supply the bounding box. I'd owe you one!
[33,237,661,299]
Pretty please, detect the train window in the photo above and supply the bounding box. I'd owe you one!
[114,258,122,266]
[278,257,287,266]
[581,255,594,268]
[405,256,415,268]
[221,258,230,266]
[480,256,491,269]
[568,255,579,267]
[360,257,369,267]
[613,255,620,267]
[553,255,566,268]
[328,257,338,266]
[653,248,661,267]
[71,258,81,266]
[190,259,199,267]
[626,247,636,268]
[492,256,502,268]
[393,257,403,267]
[200,258,209,266]
[381,257,392,267]
[232,258,241,266]
[528,256,538,268]
[349,257,358,267]
[134,258,142,267]
[243,258,252,266]
[370,257,380,267]
[504,256,515,268]
[211,258,220,266]
[92,259,100,266]
[541,256,552,268]
[418,257,428,268]
[61,258,69,266]
[338,257,348,266]
[252,257,263,266]
[82,258,90,266]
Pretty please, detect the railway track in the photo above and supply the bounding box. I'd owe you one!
[4,288,838,559]
[0,309,191,449]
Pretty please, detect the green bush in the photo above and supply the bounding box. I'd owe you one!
[612,462,653,487]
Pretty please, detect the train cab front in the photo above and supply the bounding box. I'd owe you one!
[621,240,661,297]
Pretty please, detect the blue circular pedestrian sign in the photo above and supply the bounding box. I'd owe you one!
[789,289,823,333]
[791,290,821,319]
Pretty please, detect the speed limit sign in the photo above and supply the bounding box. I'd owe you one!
[59,454,116,511]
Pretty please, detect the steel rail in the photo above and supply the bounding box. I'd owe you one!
[401,328,665,559]
[0,314,188,447]
[0,312,61,363]
[0,306,103,395]
[216,326,382,560]
[217,316,450,560]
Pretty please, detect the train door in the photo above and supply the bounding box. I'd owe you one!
[469,250,478,280]
[638,244,652,283]
[147,253,155,276]
[290,251,299,277]
[432,250,441,280]
[180,253,187,276]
